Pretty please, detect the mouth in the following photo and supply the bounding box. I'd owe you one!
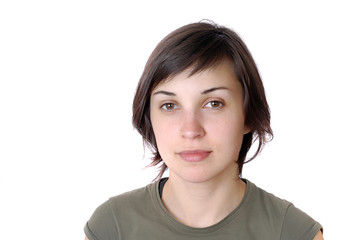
[178,150,212,162]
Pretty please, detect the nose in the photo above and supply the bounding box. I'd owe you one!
[180,111,205,139]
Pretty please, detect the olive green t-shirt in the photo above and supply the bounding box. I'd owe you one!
[84,179,322,240]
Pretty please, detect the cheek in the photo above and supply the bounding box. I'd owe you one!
[151,117,176,152]
[208,114,246,148]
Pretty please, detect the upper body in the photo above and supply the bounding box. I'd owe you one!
[84,178,323,240]
[84,21,324,240]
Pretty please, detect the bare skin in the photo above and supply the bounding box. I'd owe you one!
[313,230,324,239]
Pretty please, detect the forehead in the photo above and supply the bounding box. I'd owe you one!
[152,58,238,91]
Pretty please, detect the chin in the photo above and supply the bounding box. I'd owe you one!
[171,168,217,184]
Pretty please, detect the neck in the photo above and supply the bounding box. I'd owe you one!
[161,173,246,228]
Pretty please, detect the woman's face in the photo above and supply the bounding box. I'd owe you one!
[150,59,249,183]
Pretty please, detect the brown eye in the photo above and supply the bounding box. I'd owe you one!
[161,103,177,110]
[205,101,223,109]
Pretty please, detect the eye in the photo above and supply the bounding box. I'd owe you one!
[204,100,224,109]
[160,102,178,111]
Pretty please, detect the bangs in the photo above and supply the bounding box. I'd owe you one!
[150,25,234,85]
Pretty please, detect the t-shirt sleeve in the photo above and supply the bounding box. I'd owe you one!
[280,204,323,240]
[84,200,119,240]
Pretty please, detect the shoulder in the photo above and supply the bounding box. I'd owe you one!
[84,182,159,240]
[244,180,323,240]
[84,199,118,240]
[107,182,158,216]
[245,179,292,219]
[281,204,323,240]
[109,183,154,206]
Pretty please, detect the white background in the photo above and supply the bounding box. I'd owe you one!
[1,1,358,239]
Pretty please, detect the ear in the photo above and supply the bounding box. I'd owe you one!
[243,125,251,135]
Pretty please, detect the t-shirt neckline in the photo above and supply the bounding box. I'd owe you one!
[150,177,252,235]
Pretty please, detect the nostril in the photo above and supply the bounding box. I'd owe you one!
[180,122,205,139]
[181,130,204,139]
[179,111,205,139]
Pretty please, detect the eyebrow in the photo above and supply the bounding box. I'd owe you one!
[201,87,229,94]
[152,86,229,96]
[152,90,176,96]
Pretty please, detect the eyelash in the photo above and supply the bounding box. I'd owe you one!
[160,102,178,111]
[160,100,224,111]
[204,100,224,109]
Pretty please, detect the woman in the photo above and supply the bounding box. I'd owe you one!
[84,21,323,240]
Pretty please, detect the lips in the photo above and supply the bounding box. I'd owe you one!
[178,150,211,162]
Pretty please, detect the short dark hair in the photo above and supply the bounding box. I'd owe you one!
[132,21,273,180]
